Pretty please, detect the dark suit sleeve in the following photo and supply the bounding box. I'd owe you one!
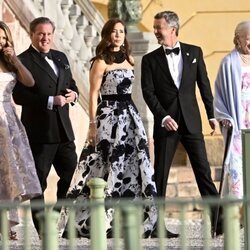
[196,47,214,119]
[13,81,48,108]
[141,55,168,120]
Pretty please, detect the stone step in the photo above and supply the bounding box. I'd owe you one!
[167,165,222,197]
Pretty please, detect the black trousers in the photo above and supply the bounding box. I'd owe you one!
[30,141,77,234]
[153,123,219,199]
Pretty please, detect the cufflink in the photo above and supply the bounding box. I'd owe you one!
[48,104,53,110]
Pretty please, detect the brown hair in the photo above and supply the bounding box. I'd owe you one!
[0,21,15,71]
[30,17,55,34]
[91,18,133,65]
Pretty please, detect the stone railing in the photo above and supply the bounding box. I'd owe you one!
[5,0,105,112]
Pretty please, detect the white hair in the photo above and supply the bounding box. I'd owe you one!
[234,21,250,46]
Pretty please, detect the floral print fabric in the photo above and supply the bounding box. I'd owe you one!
[228,66,250,198]
[60,69,157,238]
[0,72,41,225]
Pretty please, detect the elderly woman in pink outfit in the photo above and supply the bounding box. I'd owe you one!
[214,21,250,198]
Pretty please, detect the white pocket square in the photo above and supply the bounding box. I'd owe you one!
[192,58,197,63]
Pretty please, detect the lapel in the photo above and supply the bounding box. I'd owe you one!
[179,42,194,89]
[51,51,66,95]
[154,46,176,87]
[29,46,58,83]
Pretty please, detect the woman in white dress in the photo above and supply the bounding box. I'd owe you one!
[0,21,42,240]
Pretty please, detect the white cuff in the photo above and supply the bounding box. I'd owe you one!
[161,115,171,127]
[72,91,78,104]
[47,96,54,110]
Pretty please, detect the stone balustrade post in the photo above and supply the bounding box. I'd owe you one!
[87,178,107,250]
[76,15,91,68]
[122,205,142,250]
[44,0,57,22]
[0,209,8,250]
[69,4,82,58]
[61,0,74,51]
[224,200,241,250]
[37,209,60,250]
[55,0,65,38]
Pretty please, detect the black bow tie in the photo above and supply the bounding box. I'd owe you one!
[165,47,180,55]
[40,51,52,60]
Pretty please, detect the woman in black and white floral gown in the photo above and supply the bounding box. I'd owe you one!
[60,18,178,239]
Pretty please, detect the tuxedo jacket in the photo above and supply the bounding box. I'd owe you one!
[141,42,214,139]
[13,46,79,143]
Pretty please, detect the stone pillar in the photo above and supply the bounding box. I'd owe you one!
[107,0,142,32]
[127,32,159,138]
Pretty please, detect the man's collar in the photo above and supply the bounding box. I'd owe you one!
[163,41,180,50]
[31,44,51,54]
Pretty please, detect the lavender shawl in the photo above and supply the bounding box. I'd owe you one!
[214,49,242,165]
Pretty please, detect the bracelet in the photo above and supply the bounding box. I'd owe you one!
[89,120,97,124]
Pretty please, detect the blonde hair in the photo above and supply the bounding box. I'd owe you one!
[233,21,250,47]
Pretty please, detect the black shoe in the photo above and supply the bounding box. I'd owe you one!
[211,206,224,237]
[211,219,223,238]
[151,228,179,238]
[211,218,223,237]
[212,223,223,237]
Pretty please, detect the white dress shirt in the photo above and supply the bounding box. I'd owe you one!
[31,45,78,110]
[163,41,183,89]
[162,42,183,126]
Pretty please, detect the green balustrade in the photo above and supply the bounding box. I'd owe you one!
[224,200,241,250]
[122,205,141,250]
[0,209,8,250]
[37,209,59,250]
[88,177,107,250]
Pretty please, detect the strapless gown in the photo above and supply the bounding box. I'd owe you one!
[60,69,157,238]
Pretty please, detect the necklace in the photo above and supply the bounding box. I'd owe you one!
[240,53,250,64]
[111,50,126,64]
